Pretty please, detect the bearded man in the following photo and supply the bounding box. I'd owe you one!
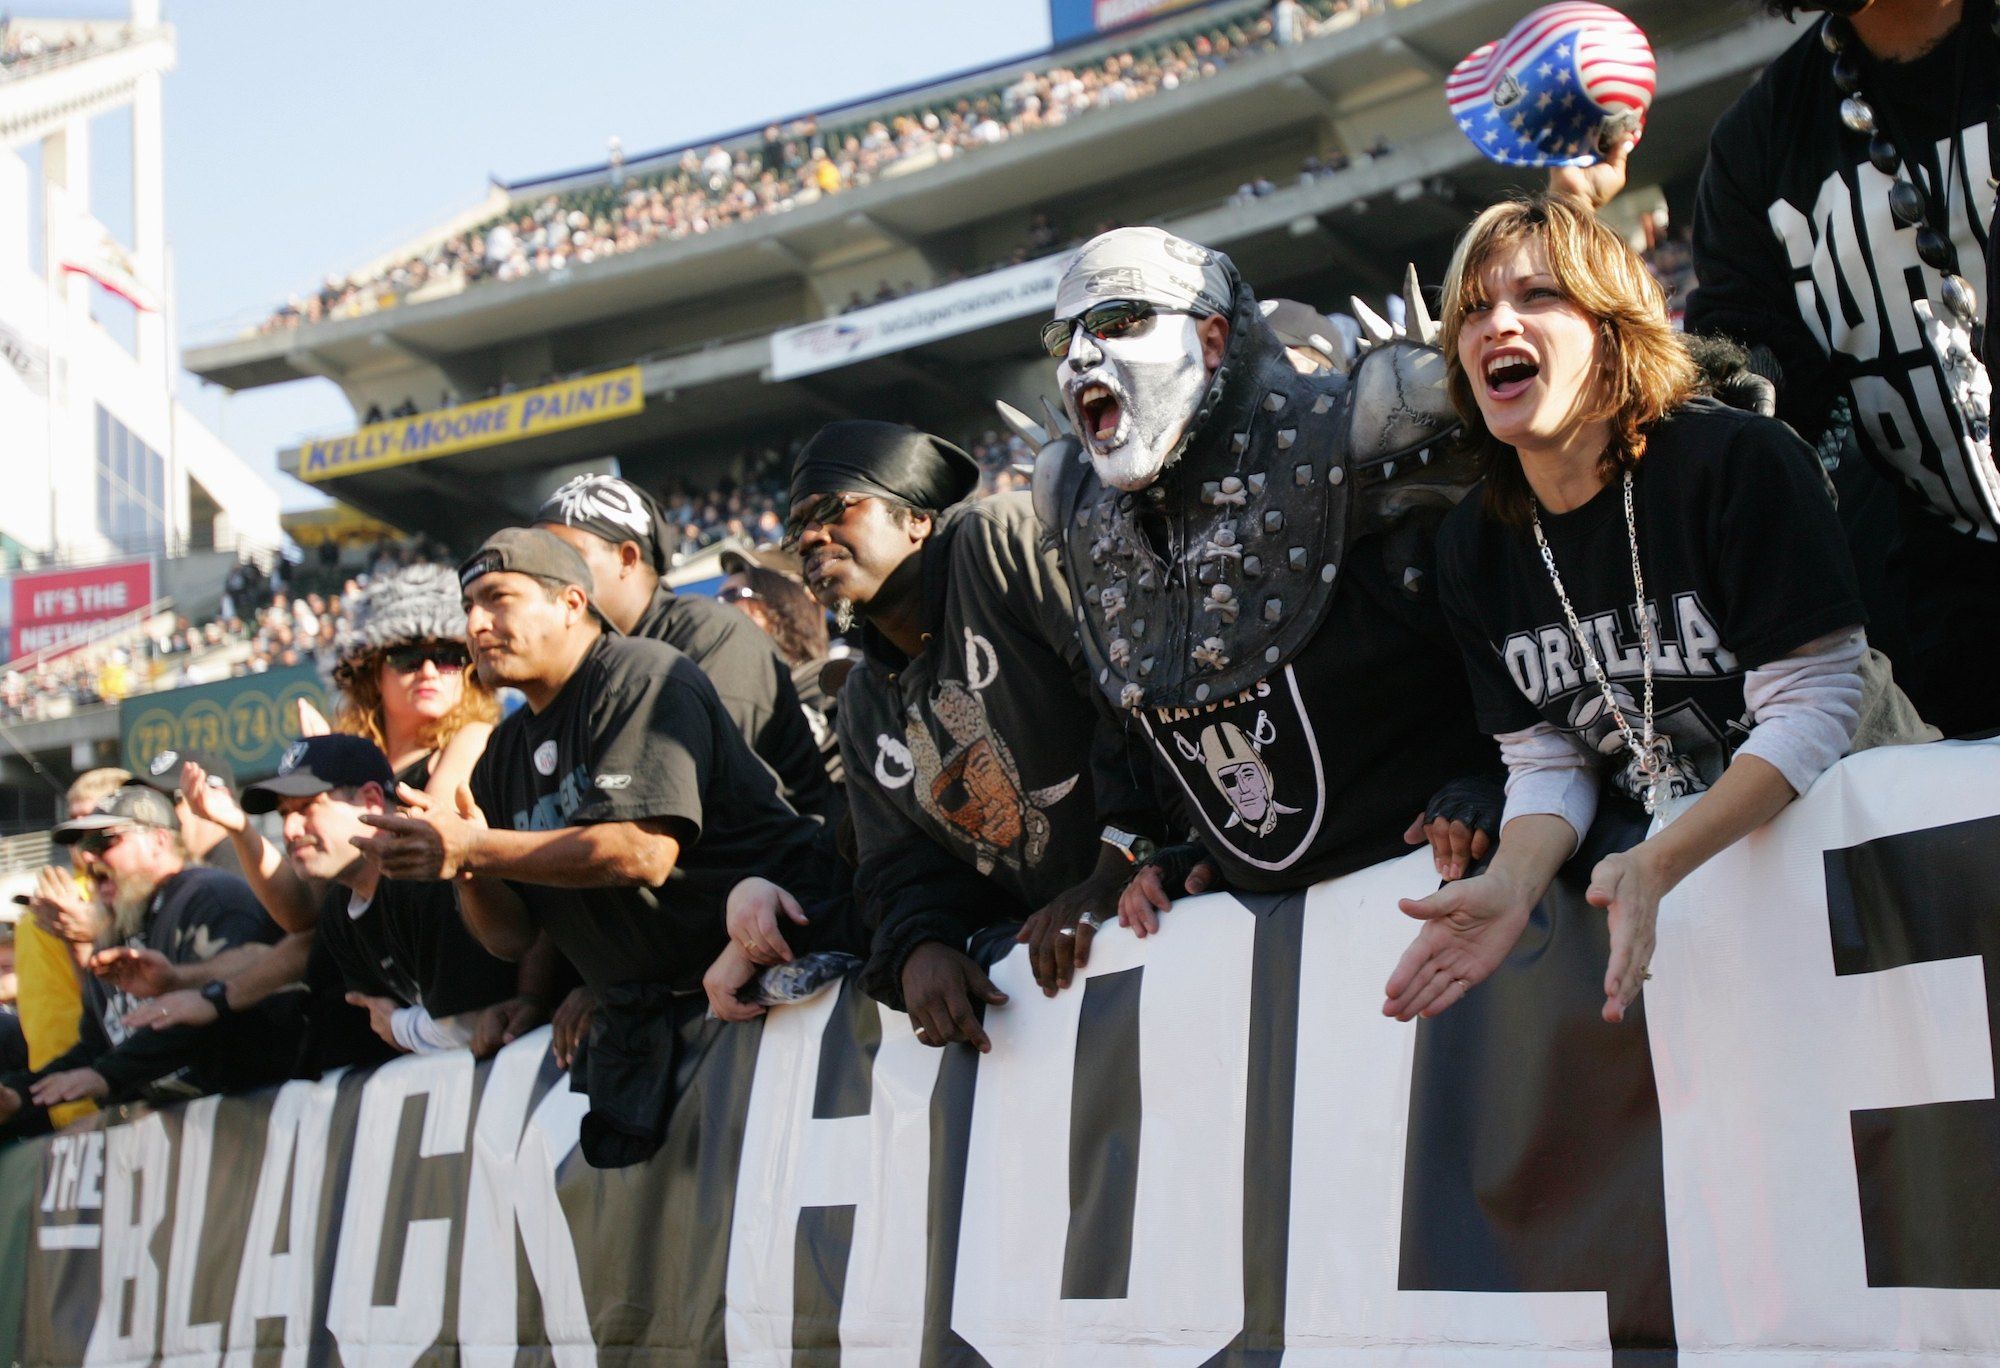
[1034,226,1502,916]
[0,784,298,1137]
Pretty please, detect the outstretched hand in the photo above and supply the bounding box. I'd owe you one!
[1586,848,1662,1024]
[180,760,247,834]
[92,946,183,999]
[1382,874,1534,1022]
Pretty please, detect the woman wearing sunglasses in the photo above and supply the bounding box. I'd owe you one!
[179,565,499,930]
[328,564,498,797]
[1385,194,1873,1027]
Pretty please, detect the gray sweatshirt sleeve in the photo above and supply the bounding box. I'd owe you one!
[1733,626,1866,796]
[1497,722,1599,855]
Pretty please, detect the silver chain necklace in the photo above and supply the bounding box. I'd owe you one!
[1529,470,1677,815]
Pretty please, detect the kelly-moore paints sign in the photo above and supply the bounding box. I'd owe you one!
[770,252,1073,381]
[298,366,644,483]
[9,738,2000,1364]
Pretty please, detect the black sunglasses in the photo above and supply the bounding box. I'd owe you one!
[1039,299,1189,359]
[78,828,138,857]
[384,641,470,673]
[782,491,877,550]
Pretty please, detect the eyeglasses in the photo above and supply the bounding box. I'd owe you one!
[384,642,470,673]
[782,491,876,551]
[717,585,759,605]
[1039,299,1190,359]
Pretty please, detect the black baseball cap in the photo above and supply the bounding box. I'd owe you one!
[52,784,181,844]
[134,748,236,797]
[239,735,396,814]
[718,544,804,579]
[457,527,620,632]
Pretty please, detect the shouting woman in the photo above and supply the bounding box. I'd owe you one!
[1385,193,1871,1026]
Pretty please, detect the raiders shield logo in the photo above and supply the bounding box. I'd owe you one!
[1140,665,1326,872]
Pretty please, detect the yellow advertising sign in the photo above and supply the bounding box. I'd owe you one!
[298,366,644,483]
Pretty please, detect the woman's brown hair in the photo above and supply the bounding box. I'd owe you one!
[1440,192,1698,525]
[333,649,499,758]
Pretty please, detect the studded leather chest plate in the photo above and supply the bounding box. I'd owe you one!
[1050,336,1354,712]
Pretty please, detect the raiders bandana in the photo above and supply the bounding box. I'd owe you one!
[536,475,669,573]
[1053,226,1237,323]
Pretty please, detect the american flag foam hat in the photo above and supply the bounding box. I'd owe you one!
[1445,2,1655,170]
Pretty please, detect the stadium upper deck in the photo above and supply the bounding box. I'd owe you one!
[182,0,1801,548]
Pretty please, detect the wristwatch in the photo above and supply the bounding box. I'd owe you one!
[1100,825,1158,866]
[199,980,233,1018]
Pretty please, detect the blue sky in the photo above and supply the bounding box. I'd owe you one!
[81,0,1055,510]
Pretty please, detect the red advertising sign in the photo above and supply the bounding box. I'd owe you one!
[8,558,154,659]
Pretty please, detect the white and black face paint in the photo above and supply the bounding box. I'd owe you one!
[1058,312,1211,492]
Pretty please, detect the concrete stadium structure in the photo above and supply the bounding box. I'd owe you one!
[185,0,1801,548]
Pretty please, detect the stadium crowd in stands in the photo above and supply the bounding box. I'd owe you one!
[256,0,1397,335]
[0,23,93,75]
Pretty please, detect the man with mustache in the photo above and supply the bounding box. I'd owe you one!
[0,784,297,1137]
[1037,226,1501,921]
[355,529,853,1164]
[534,473,835,821]
[781,421,1162,1049]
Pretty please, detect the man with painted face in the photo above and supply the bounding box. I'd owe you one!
[1035,225,1501,911]
[534,473,835,820]
[784,420,1162,1048]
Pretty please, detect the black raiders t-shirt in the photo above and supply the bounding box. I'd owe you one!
[80,866,299,1100]
[1687,16,1998,539]
[630,585,836,822]
[470,632,829,990]
[312,876,517,1018]
[1136,526,1498,893]
[1435,400,1866,808]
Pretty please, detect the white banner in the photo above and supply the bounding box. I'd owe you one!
[21,737,2000,1364]
[769,252,1073,381]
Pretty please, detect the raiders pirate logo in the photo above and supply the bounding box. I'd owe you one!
[1083,266,1147,297]
[547,474,652,537]
[278,742,308,774]
[1492,69,1526,110]
[1140,666,1326,872]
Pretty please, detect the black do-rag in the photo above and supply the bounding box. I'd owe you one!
[789,421,980,512]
